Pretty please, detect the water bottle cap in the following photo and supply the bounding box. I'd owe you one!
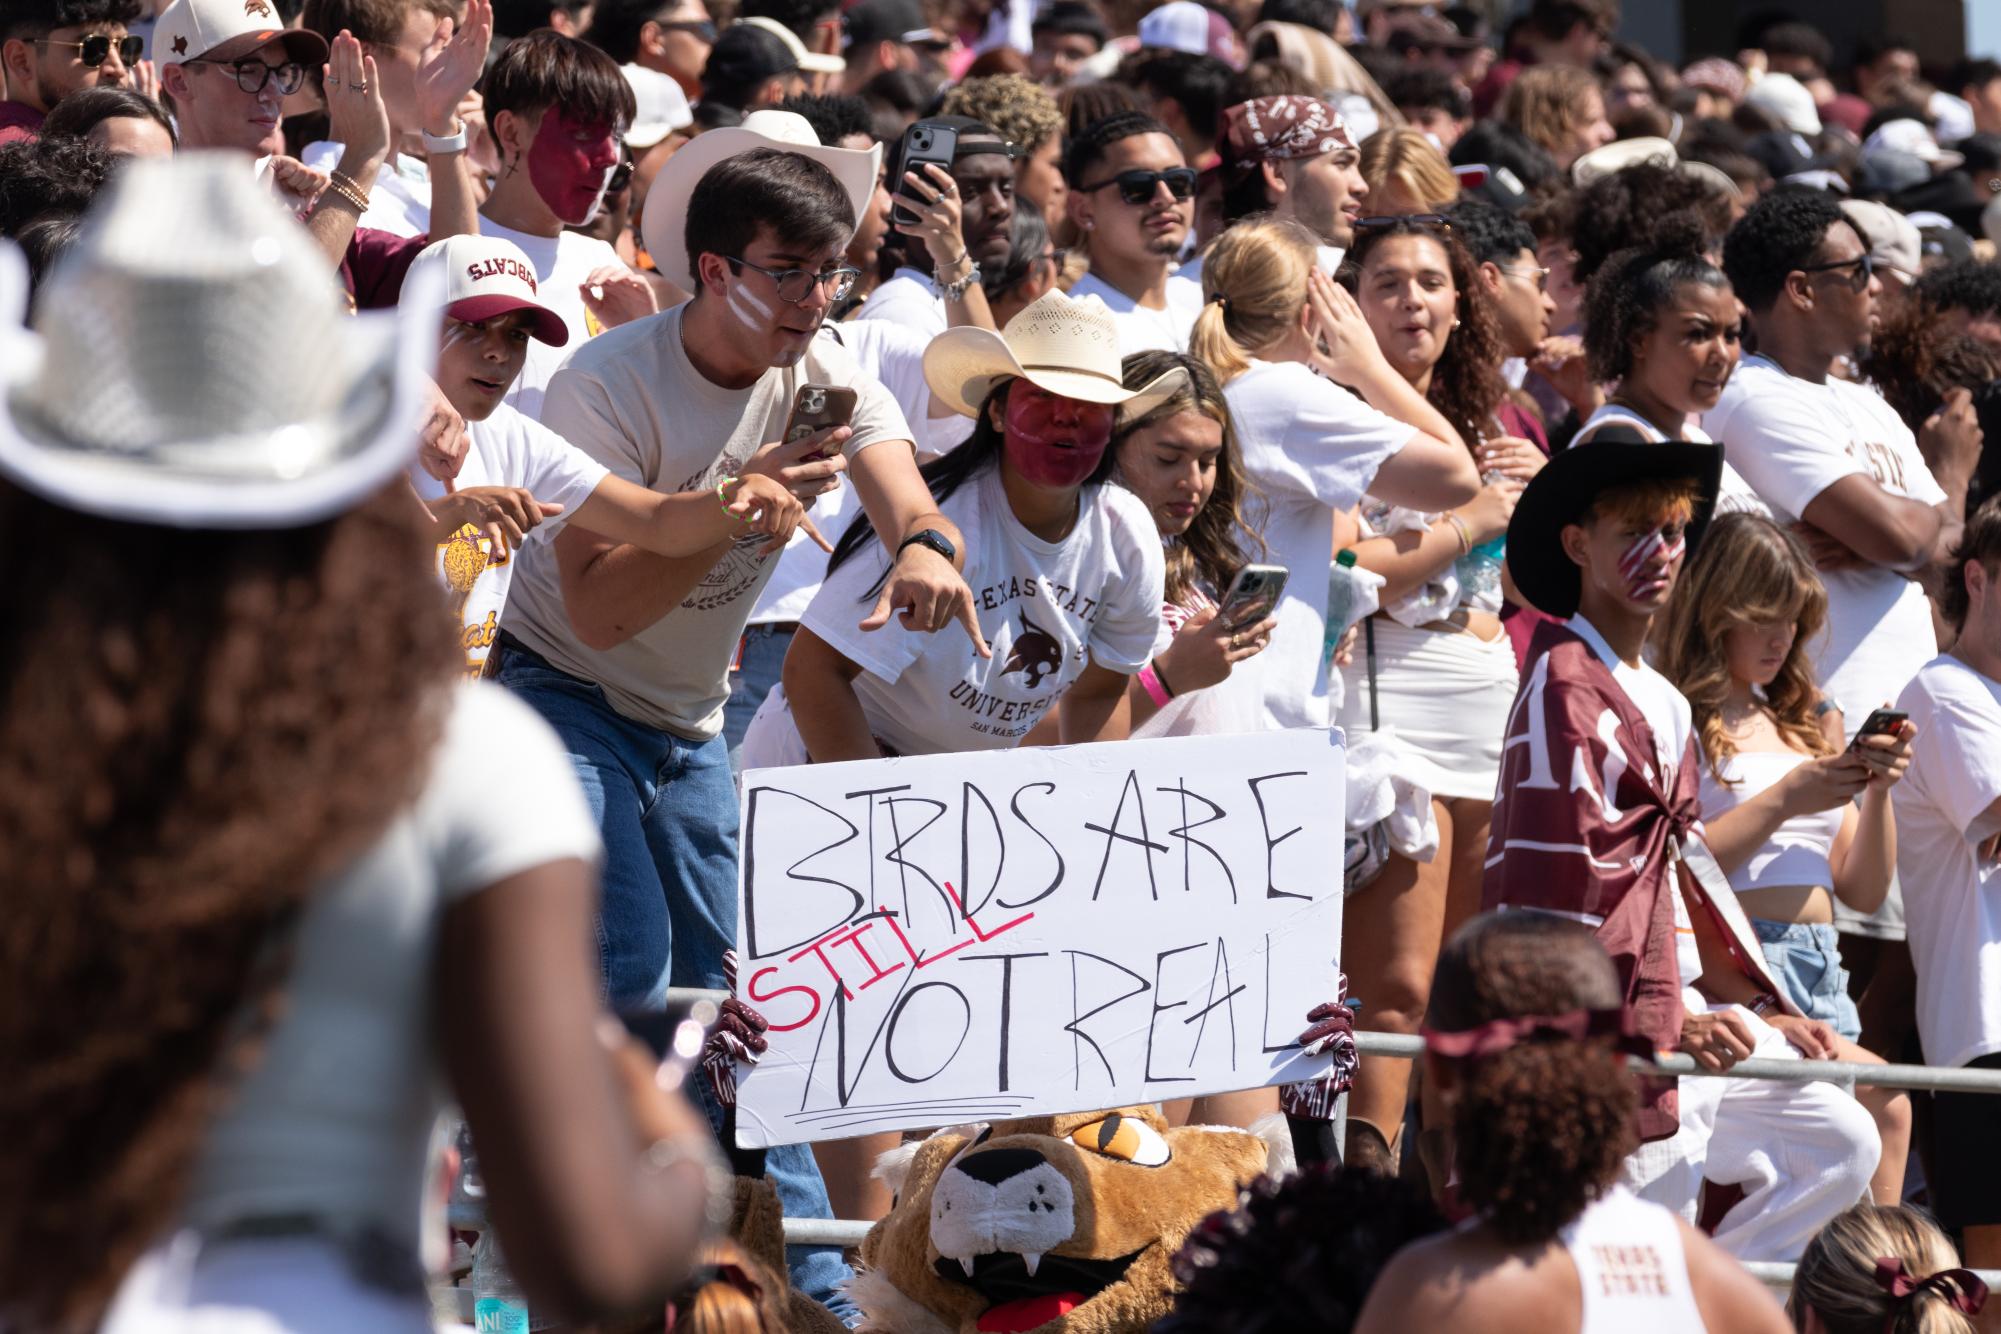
[1336,549,1357,567]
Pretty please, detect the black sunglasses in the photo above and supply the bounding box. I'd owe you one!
[1798,252,1874,293]
[34,33,143,67]
[1351,212,1456,231]
[1079,166,1197,206]
[654,18,717,41]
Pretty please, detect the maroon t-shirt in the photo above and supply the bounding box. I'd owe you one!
[1494,398,1557,668]
[0,100,46,145]
[340,226,428,310]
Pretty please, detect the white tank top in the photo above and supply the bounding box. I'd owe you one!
[1562,1186,1709,1334]
[1698,750,1845,894]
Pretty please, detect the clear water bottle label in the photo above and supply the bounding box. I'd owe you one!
[474,1297,530,1332]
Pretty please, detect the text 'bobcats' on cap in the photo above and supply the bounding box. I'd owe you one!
[403,234,570,347]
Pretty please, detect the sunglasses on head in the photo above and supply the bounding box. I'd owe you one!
[34,33,143,67]
[1351,213,1455,231]
[1079,166,1197,206]
[654,17,717,41]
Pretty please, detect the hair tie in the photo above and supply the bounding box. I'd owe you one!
[1422,1007,1637,1060]
[1873,1258,1989,1319]
[1210,293,1229,311]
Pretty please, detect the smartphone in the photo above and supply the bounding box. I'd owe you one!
[892,119,959,230]
[1219,563,1288,630]
[1848,708,1909,750]
[783,384,858,459]
[618,996,718,1090]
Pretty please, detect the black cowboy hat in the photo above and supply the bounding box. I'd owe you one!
[1506,428,1726,619]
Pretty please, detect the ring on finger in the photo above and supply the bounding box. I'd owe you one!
[327,75,341,85]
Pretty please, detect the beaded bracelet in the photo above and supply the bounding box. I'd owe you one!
[326,170,371,212]
[716,475,745,521]
[322,176,370,214]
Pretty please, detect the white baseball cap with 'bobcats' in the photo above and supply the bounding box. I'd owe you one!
[154,0,328,67]
[403,234,570,347]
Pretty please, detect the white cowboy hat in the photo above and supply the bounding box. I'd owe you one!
[923,291,1189,420]
[641,108,881,293]
[0,153,437,529]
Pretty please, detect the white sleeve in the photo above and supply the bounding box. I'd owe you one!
[1278,367,1418,511]
[430,684,602,901]
[1088,490,1169,672]
[798,536,925,683]
[511,414,614,542]
[1714,387,1865,518]
[1906,669,2001,837]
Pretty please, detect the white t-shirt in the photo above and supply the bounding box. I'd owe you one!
[302,143,432,236]
[477,217,624,421]
[505,301,913,739]
[410,403,609,679]
[1574,403,1769,518]
[175,684,600,1249]
[1894,655,2001,1070]
[1704,355,1947,725]
[1221,358,1416,729]
[797,464,1164,755]
[852,267,947,338]
[1068,271,1206,354]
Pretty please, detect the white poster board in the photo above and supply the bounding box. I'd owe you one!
[732,729,1345,1147]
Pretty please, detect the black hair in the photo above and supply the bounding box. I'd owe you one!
[1124,51,1232,150]
[1446,196,1538,266]
[1253,0,1340,35]
[0,0,141,41]
[1225,59,1315,105]
[738,0,836,40]
[489,0,587,38]
[1030,0,1107,46]
[1447,119,1558,191]
[1567,160,1733,288]
[1913,258,2001,318]
[1387,64,1471,121]
[684,147,855,292]
[1854,31,1918,71]
[578,0,663,65]
[1063,108,1174,188]
[1952,56,2001,96]
[778,91,875,147]
[1721,186,1847,312]
[828,378,1119,579]
[0,136,112,238]
[1584,217,1732,381]
[1941,495,2001,628]
[37,85,174,145]
[981,203,1051,300]
[1523,0,1616,41]
[480,27,635,129]
[18,213,84,316]
[1760,20,1832,74]
[1153,1166,1448,1334]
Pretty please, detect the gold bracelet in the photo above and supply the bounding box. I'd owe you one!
[1444,512,1474,555]
[321,179,369,214]
[328,170,372,210]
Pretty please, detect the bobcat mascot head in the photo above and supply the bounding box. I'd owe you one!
[846,1106,1284,1334]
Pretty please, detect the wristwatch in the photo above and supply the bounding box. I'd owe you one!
[896,528,956,564]
[421,120,468,154]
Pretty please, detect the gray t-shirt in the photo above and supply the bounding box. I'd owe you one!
[504,301,913,739]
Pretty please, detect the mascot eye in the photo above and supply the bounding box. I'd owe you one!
[1069,1113,1171,1167]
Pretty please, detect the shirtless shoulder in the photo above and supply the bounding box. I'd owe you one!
[1354,1231,1581,1334]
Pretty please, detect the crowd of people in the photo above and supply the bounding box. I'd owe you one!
[3,0,2001,1328]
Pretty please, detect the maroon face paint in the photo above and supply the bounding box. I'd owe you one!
[1618,523,1687,601]
[1002,383,1115,489]
[527,110,620,225]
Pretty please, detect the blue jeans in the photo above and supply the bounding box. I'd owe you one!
[723,623,796,776]
[1751,917,1862,1041]
[496,639,856,1321]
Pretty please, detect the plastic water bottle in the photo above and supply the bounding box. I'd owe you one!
[472,1233,552,1332]
[1454,472,1508,603]
[1324,549,1362,668]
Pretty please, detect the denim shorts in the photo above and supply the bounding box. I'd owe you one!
[1750,918,1861,1041]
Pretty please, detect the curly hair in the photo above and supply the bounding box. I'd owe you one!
[1722,187,1848,313]
[941,74,1064,156]
[0,483,456,1329]
[1566,161,1733,289]
[1654,513,1835,784]
[1427,912,1636,1247]
[1863,294,2001,434]
[1343,218,1507,450]
[1583,215,1733,383]
[0,134,114,237]
[1113,350,1268,605]
[1153,1164,1446,1334]
[1912,257,2001,320]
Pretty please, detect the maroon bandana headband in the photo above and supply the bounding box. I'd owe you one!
[1220,95,1354,173]
[1873,1257,1988,1325]
[1422,1007,1640,1060]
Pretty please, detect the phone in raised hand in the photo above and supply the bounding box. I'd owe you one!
[1219,563,1289,630]
[783,384,858,461]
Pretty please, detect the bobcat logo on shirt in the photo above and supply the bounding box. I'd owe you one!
[1000,608,1063,689]
[244,0,273,15]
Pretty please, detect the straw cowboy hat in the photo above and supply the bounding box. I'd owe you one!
[642,108,881,293]
[923,291,1188,420]
[0,153,437,528]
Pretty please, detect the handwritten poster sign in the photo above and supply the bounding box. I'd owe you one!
[733,729,1345,1147]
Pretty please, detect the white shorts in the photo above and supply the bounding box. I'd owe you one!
[1337,618,1518,802]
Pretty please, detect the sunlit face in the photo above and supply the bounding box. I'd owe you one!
[11,21,132,109]
[163,43,294,155]
[526,108,622,224]
[436,309,536,420]
[953,139,1017,267]
[1018,136,1067,238]
[1486,246,1554,358]
[1115,409,1224,538]
[1564,506,1692,615]
[1278,143,1365,247]
[1072,132,1191,262]
[1540,237,1584,330]
[1357,233,1458,384]
[703,227,849,368]
[1723,614,1799,689]
[1030,28,1098,87]
[991,381,1116,490]
[364,7,450,137]
[1627,280,1741,416]
[1553,87,1614,170]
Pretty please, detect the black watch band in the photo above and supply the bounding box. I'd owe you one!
[896,528,956,564]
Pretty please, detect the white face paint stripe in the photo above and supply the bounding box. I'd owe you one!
[1618,526,1685,584]
[728,282,774,326]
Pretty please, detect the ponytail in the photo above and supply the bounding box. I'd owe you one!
[1189,299,1251,383]
[1788,1204,1983,1334]
[1194,214,1318,386]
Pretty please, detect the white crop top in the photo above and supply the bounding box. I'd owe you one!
[1562,1185,1708,1334]
[1697,750,1844,893]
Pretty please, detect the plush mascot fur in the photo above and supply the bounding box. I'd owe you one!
[846,1106,1285,1334]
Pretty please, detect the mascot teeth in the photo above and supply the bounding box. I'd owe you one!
[958,1255,978,1278]
[1021,1252,1042,1277]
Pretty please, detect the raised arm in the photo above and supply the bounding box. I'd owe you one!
[303,33,391,266]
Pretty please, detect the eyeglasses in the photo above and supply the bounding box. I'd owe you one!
[1078,167,1197,206]
[1798,252,1874,292]
[186,58,309,95]
[654,18,717,40]
[1041,246,1069,271]
[33,33,143,67]
[726,256,861,303]
[1352,212,1455,231]
[1496,263,1551,293]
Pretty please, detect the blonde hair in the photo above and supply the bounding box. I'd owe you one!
[667,1239,791,1334]
[1191,215,1317,383]
[1358,127,1460,213]
[1502,65,1600,157]
[1788,1204,1980,1334]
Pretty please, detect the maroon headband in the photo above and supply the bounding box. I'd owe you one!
[1220,95,1353,173]
[1873,1257,1989,1323]
[1422,1007,1635,1060]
